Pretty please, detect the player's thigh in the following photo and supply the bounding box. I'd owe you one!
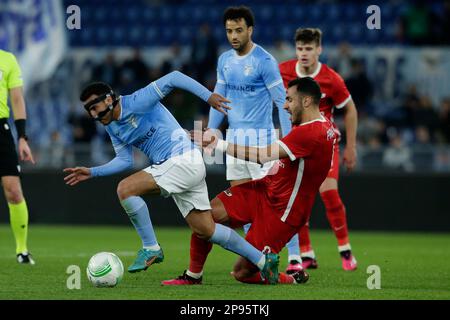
[319,177,338,193]
[116,170,161,200]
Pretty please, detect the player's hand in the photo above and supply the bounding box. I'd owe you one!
[63,167,92,186]
[343,145,357,172]
[18,138,35,164]
[207,93,231,116]
[190,128,220,154]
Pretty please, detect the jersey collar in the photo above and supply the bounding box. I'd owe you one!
[233,43,257,59]
[296,61,322,79]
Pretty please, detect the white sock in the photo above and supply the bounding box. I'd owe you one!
[256,255,266,270]
[301,250,316,259]
[143,244,161,251]
[288,255,302,263]
[338,244,351,252]
[186,270,203,279]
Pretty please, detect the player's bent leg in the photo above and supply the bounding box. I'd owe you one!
[117,171,164,273]
[233,256,308,285]
[2,176,34,264]
[298,223,318,270]
[319,178,357,271]
[185,210,279,284]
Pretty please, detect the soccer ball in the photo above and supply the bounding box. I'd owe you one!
[86,252,124,288]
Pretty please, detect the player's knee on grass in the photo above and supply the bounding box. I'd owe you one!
[233,257,258,282]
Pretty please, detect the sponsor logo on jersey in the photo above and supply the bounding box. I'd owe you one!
[226,84,255,92]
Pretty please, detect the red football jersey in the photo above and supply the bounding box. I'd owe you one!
[262,117,336,227]
[279,60,351,136]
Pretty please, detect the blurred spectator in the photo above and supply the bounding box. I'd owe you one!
[68,110,98,162]
[328,42,353,80]
[91,53,120,88]
[346,58,373,117]
[440,0,450,45]
[271,39,295,63]
[397,0,438,45]
[120,48,149,91]
[438,98,450,143]
[382,128,414,171]
[161,42,190,75]
[413,96,439,141]
[190,23,218,85]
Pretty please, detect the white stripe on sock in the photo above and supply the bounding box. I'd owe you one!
[288,255,302,263]
[186,270,202,279]
[143,244,160,251]
[338,244,351,252]
[300,250,316,259]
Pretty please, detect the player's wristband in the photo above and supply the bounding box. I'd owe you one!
[215,139,229,153]
[14,119,27,141]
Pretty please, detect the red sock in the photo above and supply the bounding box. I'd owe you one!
[189,233,213,274]
[237,272,265,284]
[321,189,349,246]
[278,272,295,284]
[298,222,313,253]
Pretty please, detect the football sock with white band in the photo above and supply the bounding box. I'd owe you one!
[121,196,160,250]
[210,223,265,270]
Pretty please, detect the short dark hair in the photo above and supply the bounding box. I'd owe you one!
[294,28,322,46]
[288,77,322,105]
[223,6,255,27]
[79,82,114,102]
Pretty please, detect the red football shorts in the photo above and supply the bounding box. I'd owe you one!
[216,180,298,254]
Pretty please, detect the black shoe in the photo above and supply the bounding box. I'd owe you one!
[302,257,319,269]
[161,270,202,285]
[17,252,35,265]
[292,269,310,284]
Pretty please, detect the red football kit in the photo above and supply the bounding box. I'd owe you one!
[279,61,351,180]
[217,117,336,254]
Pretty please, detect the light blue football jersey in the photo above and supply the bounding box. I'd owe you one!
[90,71,211,177]
[208,44,291,146]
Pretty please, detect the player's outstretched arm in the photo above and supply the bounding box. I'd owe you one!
[193,129,289,164]
[63,167,91,186]
[342,99,358,171]
[153,70,231,115]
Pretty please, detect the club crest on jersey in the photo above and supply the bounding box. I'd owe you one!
[327,128,335,141]
[244,65,253,76]
[127,115,138,128]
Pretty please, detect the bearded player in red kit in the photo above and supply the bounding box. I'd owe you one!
[279,28,358,272]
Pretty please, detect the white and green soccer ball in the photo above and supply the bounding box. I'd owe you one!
[86,252,124,288]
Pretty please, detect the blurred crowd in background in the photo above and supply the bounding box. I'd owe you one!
[5,0,449,172]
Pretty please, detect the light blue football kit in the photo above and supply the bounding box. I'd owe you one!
[86,71,272,274]
[208,44,291,180]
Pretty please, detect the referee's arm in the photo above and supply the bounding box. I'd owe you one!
[9,86,35,164]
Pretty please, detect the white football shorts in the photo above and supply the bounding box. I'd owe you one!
[143,148,211,218]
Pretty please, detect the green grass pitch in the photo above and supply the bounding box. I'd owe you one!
[0,225,449,300]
